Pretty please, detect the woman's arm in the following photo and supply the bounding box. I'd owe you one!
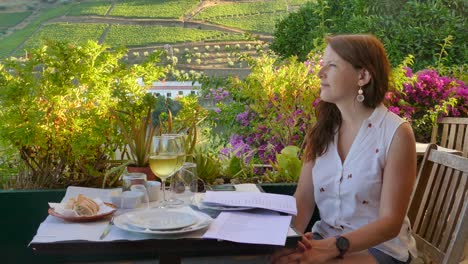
[270,161,316,264]
[293,161,316,234]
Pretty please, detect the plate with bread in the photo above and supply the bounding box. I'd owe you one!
[48,194,117,222]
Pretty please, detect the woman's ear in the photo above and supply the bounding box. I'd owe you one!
[358,69,371,86]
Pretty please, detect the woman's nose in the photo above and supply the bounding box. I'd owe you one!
[317,66,325,79]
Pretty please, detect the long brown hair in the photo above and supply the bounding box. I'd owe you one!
[304,34,391,162]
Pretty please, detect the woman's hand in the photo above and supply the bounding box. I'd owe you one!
[269,246,302,264]
[270,233,339,264]
[296,233,339,264]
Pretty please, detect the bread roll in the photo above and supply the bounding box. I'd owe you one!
[73,194,100,216]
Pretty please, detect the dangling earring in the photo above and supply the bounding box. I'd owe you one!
[357,86,365,102]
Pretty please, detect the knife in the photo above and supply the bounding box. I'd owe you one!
[99,217,114,240]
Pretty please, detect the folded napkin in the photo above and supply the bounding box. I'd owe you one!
[49,198,114,217]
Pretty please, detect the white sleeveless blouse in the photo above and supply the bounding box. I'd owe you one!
[311,104,417,261]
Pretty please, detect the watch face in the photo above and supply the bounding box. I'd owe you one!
[337,236,350,250]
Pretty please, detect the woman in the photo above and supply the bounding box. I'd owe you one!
[271,34,417,264]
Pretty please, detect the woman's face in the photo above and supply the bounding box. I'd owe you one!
[318,45,361,104]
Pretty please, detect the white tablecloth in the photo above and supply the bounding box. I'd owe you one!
[30,184,297,244]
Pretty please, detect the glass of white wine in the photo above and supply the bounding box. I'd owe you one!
[149,135,179,207]
[163,134,186,207]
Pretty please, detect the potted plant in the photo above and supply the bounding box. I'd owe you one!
[112,94,156,179]
[112,94,185,180]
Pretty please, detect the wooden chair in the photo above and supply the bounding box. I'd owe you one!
[408,144,468,264]
[431,117,468,157]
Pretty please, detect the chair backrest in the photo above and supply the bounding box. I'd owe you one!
[431,117,468,157]
[408,144,468,264]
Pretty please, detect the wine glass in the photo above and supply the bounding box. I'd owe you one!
[149,135,179,207]
[163,133,186,170]
[163,134,186,207]
[170,162,198,206]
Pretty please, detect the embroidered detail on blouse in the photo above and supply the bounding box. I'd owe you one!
[347,174,352,179]
[320,187,325,192]
[368,123,372,128]
[362,200,369,205]
[375,148,379,153]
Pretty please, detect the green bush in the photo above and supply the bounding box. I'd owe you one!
[271,0,466,70]
[0,40,168,189]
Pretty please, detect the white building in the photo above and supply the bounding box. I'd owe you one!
[146,81,201,99]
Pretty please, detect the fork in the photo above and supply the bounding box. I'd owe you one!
[99,216,114,240]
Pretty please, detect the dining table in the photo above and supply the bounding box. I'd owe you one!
[29,184,301,264]
[415,142,462,156]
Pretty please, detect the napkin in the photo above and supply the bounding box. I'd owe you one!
[49,198,114,217]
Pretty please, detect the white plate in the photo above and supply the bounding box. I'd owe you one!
[114,209,212,235]
[126,210,197,230]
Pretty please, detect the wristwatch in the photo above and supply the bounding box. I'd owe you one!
[335,236,350,259]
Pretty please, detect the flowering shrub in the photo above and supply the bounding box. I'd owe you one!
[386,68,468,142]
[203,54,321,182]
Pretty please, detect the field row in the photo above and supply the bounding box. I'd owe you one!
[204,12,287,34]
[67,0,309,20]
[194,0,287,20]
[68,0,200,19]
[0,0,307,58]
[21,23,252,50]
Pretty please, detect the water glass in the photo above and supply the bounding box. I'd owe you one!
[169,162,198,206]
[122,172,147,191]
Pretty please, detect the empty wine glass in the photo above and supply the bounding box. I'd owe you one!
[149,135,179,207]
[169,162,198,207]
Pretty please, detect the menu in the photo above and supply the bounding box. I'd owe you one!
[203,210,292,246]
[203,191,297,215]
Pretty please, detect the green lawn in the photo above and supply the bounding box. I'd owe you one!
[110,0,200,19]
[104,25,249,47]
[22,23,107,49]
[0,11,31,27]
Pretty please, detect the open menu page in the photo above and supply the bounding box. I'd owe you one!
[203,191,297,215]
[203,210,292,246]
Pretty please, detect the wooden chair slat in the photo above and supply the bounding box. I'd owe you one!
[430,150,468,172]
[435,169,461,249]
[447,124,457,149]
[455,124,465,151]
[441,125,450,148]
[420,164,446,240]
[444,187,468,264]
[430,167,455,245]
[463,126,468,157]
[408,144,436,223]
[413,162,440,234]
[439,172,466,251]
[440,118,468,125]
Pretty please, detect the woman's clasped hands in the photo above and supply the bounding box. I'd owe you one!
[270,233,338,264]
